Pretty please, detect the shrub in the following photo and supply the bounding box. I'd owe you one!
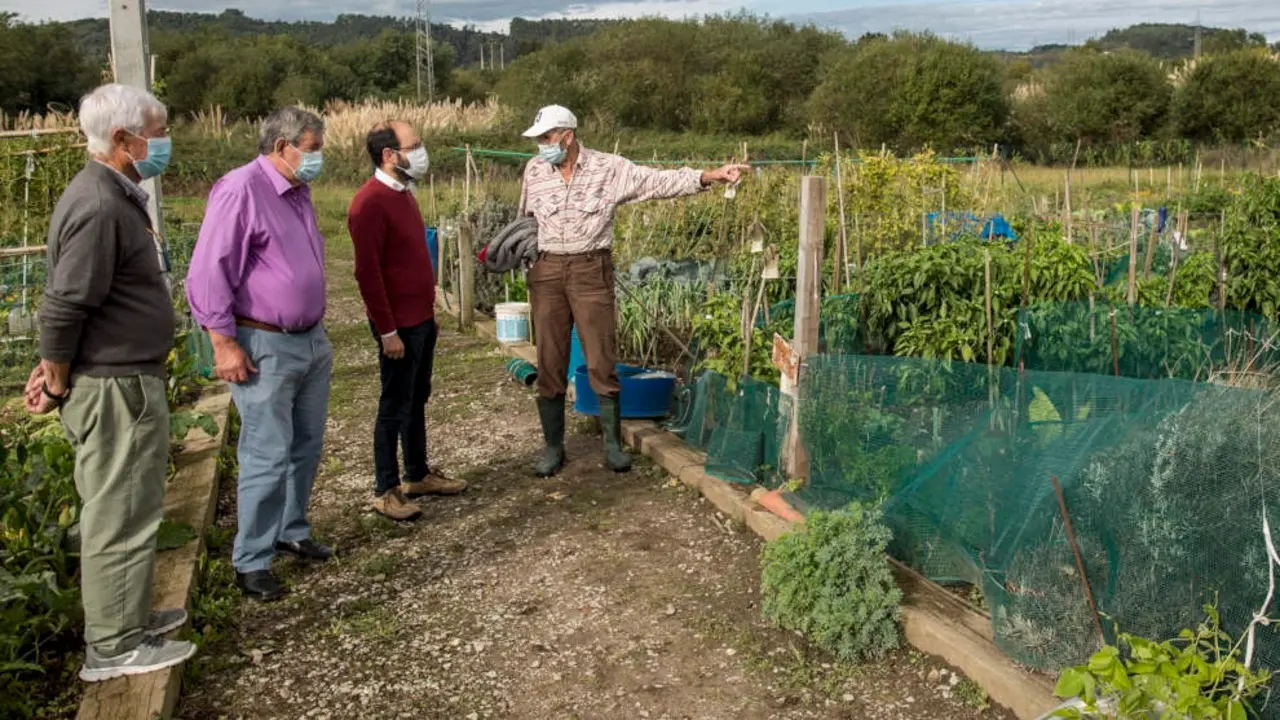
[760,503,902,662]
[1052,605,1271,719]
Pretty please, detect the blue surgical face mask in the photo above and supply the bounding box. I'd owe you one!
[538,141,567,166]
[130,135,172,179]
[291,148,324,183]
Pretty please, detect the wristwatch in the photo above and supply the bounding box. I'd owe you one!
[42,381,70,406]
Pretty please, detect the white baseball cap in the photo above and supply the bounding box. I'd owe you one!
[522,105,578,138]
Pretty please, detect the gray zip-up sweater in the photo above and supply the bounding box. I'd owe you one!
[39,161,174,378]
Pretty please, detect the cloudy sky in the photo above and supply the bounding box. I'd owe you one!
[4,0,1277,50]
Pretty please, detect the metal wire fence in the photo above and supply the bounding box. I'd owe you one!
[0,218,211,392]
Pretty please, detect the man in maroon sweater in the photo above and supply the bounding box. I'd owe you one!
[348,121,466,521]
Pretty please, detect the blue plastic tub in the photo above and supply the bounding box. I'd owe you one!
[425,227,440,277]
[568,326,584,382]
[573,364,677,418]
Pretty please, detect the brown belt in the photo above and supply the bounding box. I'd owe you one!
[235,316,316,334]
[538,248,612,260]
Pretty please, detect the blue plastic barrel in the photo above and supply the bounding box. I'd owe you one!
[573,364,677,418]
[425,227,440,277]
[568,326,585,382]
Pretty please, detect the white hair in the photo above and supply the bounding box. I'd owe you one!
[78,83,167,155]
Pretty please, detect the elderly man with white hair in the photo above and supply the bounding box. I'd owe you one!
[24,83,196,681]
[517,105,749,477]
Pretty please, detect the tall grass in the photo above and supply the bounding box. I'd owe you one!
[0,110,78,132]
[303,97,503,152]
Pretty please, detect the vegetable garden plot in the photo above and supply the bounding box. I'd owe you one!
[793,351,1280,714]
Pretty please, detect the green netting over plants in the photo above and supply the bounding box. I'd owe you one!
[1018,302,1279,381]
[667,371,790,486]
[794,351,1280,698]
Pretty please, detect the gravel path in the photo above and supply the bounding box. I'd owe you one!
[177,317,1013,720]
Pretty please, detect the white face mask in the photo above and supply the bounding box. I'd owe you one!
[401,147,429,180]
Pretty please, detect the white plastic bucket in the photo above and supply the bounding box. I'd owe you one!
[495,302,531,343]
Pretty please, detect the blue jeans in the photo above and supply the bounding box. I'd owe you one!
[229,326,333,573]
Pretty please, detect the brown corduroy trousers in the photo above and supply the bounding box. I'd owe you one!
[528,250,620,400]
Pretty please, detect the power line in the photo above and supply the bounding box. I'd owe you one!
[415,0,435,103]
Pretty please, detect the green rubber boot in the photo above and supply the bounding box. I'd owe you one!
[534,396,566,477]
[598,395,632,473]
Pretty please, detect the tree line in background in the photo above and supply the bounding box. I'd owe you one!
[498,17,1280,162]
[0,10,611,117]
[2,11,1279,164]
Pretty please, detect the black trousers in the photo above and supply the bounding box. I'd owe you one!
[372,318,438,495]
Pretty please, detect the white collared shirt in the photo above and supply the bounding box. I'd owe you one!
[374,168,410,193]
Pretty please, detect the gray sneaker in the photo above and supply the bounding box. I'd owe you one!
[147,608,188,635]
[80,635,198,682]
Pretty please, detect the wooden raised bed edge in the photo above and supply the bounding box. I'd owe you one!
[77,388,232,720]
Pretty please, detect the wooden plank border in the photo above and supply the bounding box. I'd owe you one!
[77,389,232,720]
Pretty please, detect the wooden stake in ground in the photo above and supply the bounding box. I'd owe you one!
[1217,210,1228,313]
[833,132,849,294]
[1165,211,1186,307]
[783,176,827,482]
[1021,228,1032,311]
[1051,475,1106,647]
[458,219,476,329]
[1127,206,1140,307]
[984,249,995,365]
[428,173,438,226]
[1109,308,1121,377]
[464,144,473,214]
[1064,139,1080,244]
[1142,211,1160,280]
[743,269,768,378]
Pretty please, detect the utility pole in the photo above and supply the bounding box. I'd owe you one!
[1194,11,1202,58]
[108,0,165,244]
[415,0,435,103]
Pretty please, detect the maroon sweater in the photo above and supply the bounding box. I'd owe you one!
[348,177,436,335]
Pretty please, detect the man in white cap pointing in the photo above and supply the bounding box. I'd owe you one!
[517,104,750,477]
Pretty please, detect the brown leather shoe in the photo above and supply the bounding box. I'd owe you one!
[403,471,467,497]
[371,488,423,521]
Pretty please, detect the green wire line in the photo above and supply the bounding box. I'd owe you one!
[450,147,977,166]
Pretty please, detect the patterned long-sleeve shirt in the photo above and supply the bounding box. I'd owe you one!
[518,146,706,255]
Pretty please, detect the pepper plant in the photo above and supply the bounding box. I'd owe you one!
[1052,604,1271,719]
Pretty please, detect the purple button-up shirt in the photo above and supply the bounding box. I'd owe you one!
[187,156,326,338]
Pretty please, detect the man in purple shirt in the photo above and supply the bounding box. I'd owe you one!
[187,107,333,602]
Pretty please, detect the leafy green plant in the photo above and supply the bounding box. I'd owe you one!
[1052,605,1271,719]
[156,520,198,551]
[760,503,902,663]
[0,415,80,716]
[956,678,990,711]
[691,291,781,386]
[0,327,220,715]
[1222,176,1280,319]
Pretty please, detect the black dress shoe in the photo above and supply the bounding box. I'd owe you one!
[236,570,287,602]
[275,538,334,562]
